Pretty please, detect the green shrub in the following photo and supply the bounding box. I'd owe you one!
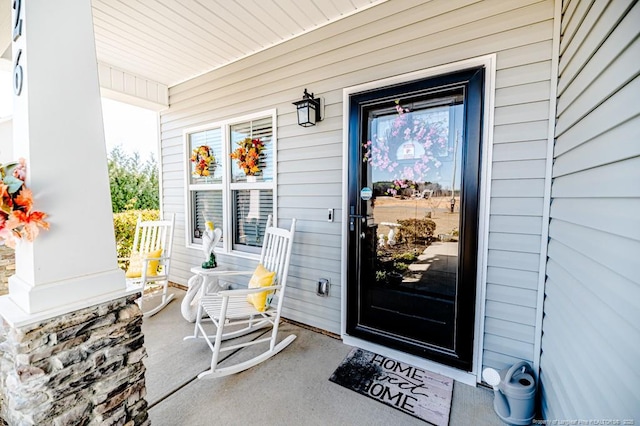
[396,217,436,246]
[114,209,160,267]
[108,147,159,213]
[392,251,418,263]
[393,262,409,273]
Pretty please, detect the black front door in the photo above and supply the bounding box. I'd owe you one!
[346,68,484,371]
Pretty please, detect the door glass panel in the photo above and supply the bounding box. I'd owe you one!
[362,96,464,350]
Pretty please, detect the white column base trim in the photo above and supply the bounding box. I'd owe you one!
[342,335,478,386]
[1,269,137,327]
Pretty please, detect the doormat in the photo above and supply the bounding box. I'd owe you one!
[329,348,453,425]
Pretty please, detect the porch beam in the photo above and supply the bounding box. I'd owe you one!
[98,61,169,111]
[0,3,167,112]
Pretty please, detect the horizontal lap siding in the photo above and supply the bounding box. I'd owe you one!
[485,1,555,372]
[160,0,555,352]
[540,0,640,420]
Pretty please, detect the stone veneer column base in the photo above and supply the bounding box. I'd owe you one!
[0,295,148,425]
[0,246,15,297]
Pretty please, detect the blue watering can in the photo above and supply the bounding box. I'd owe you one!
[482,361,536,425]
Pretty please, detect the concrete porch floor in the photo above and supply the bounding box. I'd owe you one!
[143,289,499,425]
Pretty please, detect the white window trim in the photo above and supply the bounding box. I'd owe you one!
[183,109,278,260]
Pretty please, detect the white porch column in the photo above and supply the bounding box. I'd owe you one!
[1,0,128,317]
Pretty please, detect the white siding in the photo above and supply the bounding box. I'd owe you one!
[160,0,556,370]
[540,0,640,420]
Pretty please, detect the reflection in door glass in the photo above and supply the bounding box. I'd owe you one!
[364,97,463,301]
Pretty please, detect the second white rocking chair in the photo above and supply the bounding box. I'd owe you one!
[188,216,296,378]
[124,214,175,317]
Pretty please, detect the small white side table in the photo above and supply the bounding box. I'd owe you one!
[189,265,254,293]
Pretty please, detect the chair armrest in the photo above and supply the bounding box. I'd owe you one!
[191,268,254,277]
[142,255,170,261]
[216,285,281,297]
[217,270,254,276]
[120,255,169,266]
[140,256,170,267]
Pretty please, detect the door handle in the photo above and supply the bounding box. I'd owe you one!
[349,205,366,231]
[349,214,365,231]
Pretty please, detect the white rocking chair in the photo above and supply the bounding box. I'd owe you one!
[124,214,175,317]
[188,215,296,379]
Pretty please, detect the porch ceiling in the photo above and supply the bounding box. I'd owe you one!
[0,0,385,87]
[90,0,386,87]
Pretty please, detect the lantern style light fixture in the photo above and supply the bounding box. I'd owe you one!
[293,89,321,127]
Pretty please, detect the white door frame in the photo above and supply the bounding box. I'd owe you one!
[340,54,497,386]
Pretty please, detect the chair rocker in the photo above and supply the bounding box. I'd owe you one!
[124,214,175,317]
[189,216,296,379]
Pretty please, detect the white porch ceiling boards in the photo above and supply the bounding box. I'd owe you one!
[91,0,387,87]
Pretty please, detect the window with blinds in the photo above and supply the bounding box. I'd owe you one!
[232,189,273,249]
[192,190,223,243]
[184,110,276,256]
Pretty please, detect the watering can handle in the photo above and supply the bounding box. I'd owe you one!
[505,361,533,382]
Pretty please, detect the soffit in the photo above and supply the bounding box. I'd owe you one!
[91,0,386,87]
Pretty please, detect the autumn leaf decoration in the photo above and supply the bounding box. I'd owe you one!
[190,145,215,177]
[0,158,49,248]
[230,138,265,176]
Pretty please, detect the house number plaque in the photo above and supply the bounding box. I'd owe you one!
[12,0,24,96]
[13,50,23,96]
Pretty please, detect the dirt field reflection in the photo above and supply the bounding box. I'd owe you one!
[373,196,460,239]
[371,195,460,297]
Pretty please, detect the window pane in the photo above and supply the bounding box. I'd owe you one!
[232,189,273,249]
[191,190,223,244]
[230,117,273,183]
[189,128,223,184]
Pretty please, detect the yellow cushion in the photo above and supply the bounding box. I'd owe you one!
[125,248,163,279]
[246,263,276,312]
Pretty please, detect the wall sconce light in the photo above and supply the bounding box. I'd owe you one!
[293,89,321,127]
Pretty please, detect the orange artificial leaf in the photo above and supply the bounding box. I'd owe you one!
[0,229,18,248]
[14,187,33,212]
[29,211,49,230]
[4,211,22,231]
[0,184,12,210]
[11,210,49,241]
